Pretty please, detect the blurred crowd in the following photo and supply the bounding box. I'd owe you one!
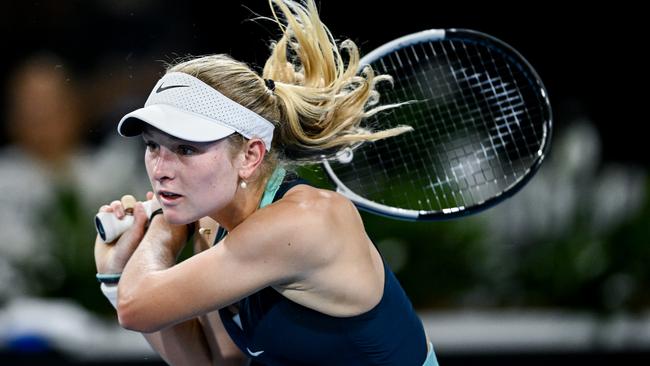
[0,53,151,304]
[0,1,253,357]
[0,1,195,308]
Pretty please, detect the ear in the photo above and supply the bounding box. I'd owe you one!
[238,138,266,181]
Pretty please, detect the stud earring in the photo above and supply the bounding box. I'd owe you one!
[240,180,247,189]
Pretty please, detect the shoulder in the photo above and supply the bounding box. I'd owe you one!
[226,185,362,276]
[270,184,361,239]
[279,184,356,216]
[246,184,358,241]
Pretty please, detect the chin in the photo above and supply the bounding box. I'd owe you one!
[162,211,194,225]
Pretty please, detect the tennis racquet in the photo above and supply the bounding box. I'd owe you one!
[322,28,552,221]
[95,198,159,243]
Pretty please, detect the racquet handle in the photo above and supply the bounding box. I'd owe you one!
[94,200,159,243]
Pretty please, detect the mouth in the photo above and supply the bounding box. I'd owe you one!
[157,190,183,204]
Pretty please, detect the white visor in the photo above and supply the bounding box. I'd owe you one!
[118,72,275,151]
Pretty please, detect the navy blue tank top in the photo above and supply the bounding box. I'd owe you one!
[217,176,427,365]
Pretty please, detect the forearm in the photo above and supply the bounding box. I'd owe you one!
[197,311,248,366]
[143,318,214,366]
[123,219,181,276]
[117,219,187,331]
[120,233,177,288]
[99,284,216,365]
[142,312,246,366]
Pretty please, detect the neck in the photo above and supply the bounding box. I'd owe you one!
[212,182,266,232]
[210,167,286,232]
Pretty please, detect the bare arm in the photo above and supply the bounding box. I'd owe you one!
[193,219,248,365]
[142,313,246,366]
[94,199,246,366]
[141,318,212,366]
[137,218,247,366]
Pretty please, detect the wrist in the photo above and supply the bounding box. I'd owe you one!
[96,273,121,284]
[96,255,129,275]
[149,208,163,223]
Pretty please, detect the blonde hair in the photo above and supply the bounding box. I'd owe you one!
[168,0,411,176]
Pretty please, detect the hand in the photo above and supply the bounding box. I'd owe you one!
[94,193,150,274]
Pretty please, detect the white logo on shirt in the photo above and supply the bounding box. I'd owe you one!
[247,347,265,357]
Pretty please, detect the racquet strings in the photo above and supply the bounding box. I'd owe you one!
[328,37,549,213]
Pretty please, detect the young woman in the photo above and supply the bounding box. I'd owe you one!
[94,1,438,365]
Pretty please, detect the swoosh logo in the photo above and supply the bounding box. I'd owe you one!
[156,83,190,93]
[246,347,265,357]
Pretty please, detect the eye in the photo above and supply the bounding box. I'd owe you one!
[177,145,198,156]
[144,140,159,152]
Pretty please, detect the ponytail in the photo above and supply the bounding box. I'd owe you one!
[261,0,412,162]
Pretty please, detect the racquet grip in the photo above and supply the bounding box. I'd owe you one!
[94,200,158,243]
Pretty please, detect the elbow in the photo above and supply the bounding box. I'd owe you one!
[116,287,162,333]
[116,306,146,333]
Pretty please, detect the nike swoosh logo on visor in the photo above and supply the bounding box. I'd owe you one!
[156,83,190,93]
[246,348,265,357]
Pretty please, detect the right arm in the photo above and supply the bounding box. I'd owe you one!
[94,198,246,366]
[143,312,245,366]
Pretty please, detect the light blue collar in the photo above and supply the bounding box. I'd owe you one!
[259,167,286,208]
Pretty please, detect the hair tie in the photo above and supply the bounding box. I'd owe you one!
[264,78,276,92]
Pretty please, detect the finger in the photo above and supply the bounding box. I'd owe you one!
[109,200,125,218]
[132,202,148,229]
[119,202,148,247]
[99,204,112,213]
[121,194,137,215]
[146,191,154,200]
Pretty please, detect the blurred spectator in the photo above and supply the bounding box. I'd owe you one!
[0,53,148,310]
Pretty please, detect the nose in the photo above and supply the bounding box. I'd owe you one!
[149,147,175,183]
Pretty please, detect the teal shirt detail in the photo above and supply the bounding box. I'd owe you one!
[259,167,286,209]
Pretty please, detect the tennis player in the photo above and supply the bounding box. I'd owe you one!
[94,1,438,365]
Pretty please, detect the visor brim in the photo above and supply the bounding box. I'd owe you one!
[117,104,236,142]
